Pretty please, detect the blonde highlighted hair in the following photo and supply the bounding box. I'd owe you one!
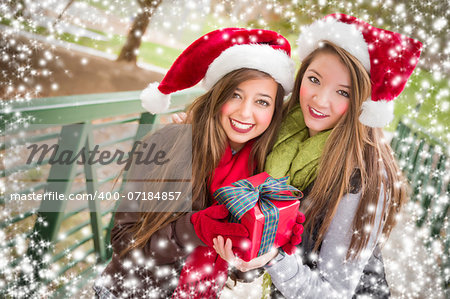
[286,41,407,259]
[123,68,285,255]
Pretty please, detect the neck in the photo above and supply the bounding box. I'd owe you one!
[229,141,244,152]
[308,128,319,137]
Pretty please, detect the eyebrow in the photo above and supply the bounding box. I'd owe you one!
[309,69,351,89]
[235,88,274,100]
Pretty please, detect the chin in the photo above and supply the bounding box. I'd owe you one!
[306,123,325,135]
[304,119,315,130]
[231,139,248,146]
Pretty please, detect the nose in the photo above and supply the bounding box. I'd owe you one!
[238,98,253,119]
[313,89,330,108]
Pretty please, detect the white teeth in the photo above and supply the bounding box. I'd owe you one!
[231,119,253,130]
[310,107,326,116]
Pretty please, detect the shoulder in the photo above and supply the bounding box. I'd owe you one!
[303,168,361,197]
[142,123,189,144]
[125,124,191,180]
[136,124,191,156]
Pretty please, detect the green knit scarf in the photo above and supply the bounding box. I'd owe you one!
[264,105,331,191]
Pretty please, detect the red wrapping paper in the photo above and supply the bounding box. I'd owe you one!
[230,172,300,261]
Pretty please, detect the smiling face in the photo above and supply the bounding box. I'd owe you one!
[299,52,351,136]
[220,77,278,151]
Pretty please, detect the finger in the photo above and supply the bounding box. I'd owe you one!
[216,235,225,254]
[292,223,301,234]
[225,238,233,251]
[297,212,306,224]
[226,239,245,268]
[215,248,226,260]
[174,112,188,123]
[179,112,187,121]
[291,234,302,245]
[171,113,182,124]
[299,224,304,234]
[214,239,225,259]
[219,236,232,261]
[213,242,219,255]
[224,238,236,262]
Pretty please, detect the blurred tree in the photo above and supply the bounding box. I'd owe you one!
[6,0,27,19]
[53,0,76,27]
[117,0,163,64]
[242,0,447,68]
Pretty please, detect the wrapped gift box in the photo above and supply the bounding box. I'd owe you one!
[214,172,301,261]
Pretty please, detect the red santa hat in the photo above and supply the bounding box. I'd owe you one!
[297,13,422,127]
[140,28,295,114]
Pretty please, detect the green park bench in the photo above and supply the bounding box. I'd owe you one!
[390,119,449,288]
[1,92,448,297]
[1,89,201,297]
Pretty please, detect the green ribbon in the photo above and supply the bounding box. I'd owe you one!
[214,176,300,256]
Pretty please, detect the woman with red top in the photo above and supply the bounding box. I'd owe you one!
[94,28,304,299]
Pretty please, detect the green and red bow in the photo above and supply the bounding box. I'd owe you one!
[214,175,300,256]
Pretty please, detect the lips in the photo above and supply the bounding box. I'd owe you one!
[308,105,329,119]
[230,118,255,133]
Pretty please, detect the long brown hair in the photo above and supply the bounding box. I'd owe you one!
[286,41,407,260]
[123,68,285,255]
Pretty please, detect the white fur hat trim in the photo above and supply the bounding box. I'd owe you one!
[297,18,371,72]
[359,99,394,127]
[140,82,171,114]
[203,44,296,93]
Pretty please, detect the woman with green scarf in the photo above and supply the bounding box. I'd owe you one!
[213,14,422,298]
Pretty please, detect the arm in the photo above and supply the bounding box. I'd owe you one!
[110,211,205,266]
[99,210,204,298]
[266,190,385,299]
[110,125,205,265]
[111,127,249,265]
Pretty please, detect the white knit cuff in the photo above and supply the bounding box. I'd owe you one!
[266,252,300,282]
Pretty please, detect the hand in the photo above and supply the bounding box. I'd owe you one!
[171,112,188,124]
[281,211,305,255]
[191,205,250,247]
[213,236,278,272]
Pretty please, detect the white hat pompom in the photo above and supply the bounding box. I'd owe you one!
[359,99,394,128]
[140,82,171,114]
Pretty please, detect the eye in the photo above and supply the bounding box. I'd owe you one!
[256,99,270,107]
[338,90,350,98]
[308,76,320,84]
[231,92,242,99]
